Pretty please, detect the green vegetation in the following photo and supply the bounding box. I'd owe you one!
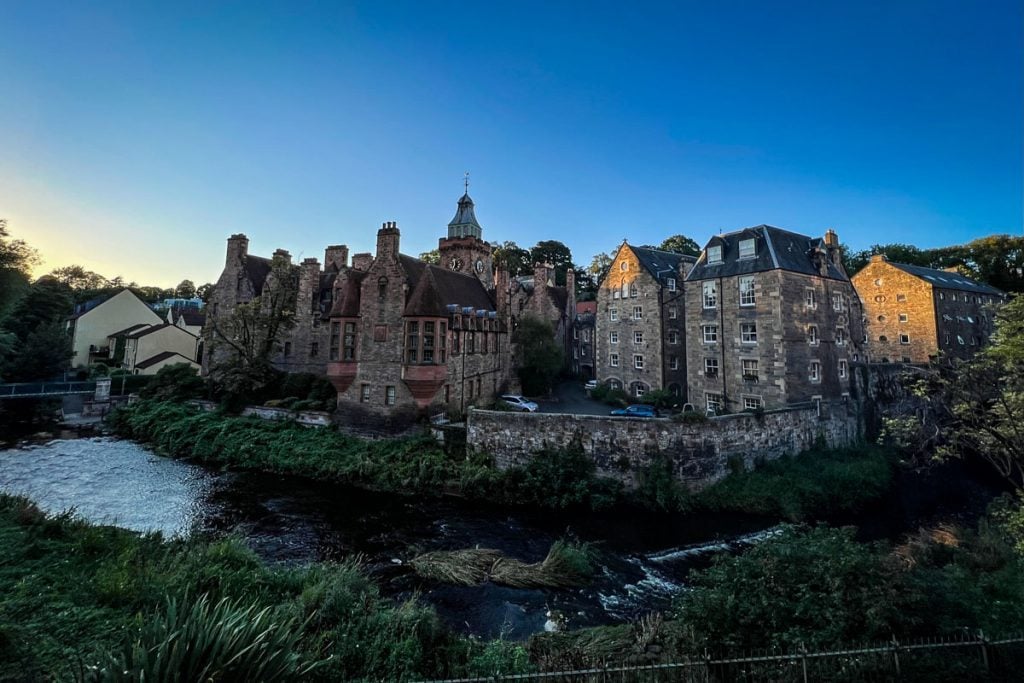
[513,315,564,396]
[411,541,595,589]
[0,494,530,682]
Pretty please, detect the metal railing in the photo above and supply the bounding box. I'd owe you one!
[0,381,97,399]
[421,632,1024,682]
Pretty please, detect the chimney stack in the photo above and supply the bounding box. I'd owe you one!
[272,248,292,264]
[226,233,249,265]
[352,253,373,271]
[376,221,400,261]
[324,244,349,270]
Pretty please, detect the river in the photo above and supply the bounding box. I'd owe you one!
[0,437,1001,640]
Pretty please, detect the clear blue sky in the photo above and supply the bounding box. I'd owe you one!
[1,1,1021,287]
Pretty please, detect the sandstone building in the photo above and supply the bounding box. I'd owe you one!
[684,226,864,413]
[851,255,1005,363]
[571,301,596,380]
[595,243,695,400]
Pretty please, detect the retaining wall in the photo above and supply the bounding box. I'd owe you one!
[467,401,861,489]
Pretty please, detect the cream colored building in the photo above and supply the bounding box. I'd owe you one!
[123,323,200,375]
[67,289,163,369]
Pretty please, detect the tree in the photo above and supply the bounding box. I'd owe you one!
[206,255,299,403]
[658,234,700,257]
[492,241,531,277]
[48,264,109,290]
[175,279,197,298]
[955,235,1024,294]
[1,276,74,344]
[1,321,72,382]
[196,283,216,302]
[0,219,37,321]
[513,315,564,396]
[587,252,614,289]
[418,249,440,265]
[529,240,574,287]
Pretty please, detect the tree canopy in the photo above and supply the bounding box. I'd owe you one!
[492,241,531,277]
[513,315,564,396]
[658,234,701,257]
[529,240,574,287]
[175,279,197,298]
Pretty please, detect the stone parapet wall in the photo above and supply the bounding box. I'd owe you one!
[467,401,860,489]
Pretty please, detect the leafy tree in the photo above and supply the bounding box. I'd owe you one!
[529,240,573,287]
[658,234,700,257]
[48,264,109,290]
[196,282,216,302]
[175,279,197,298]
[418,249,440,265]
[492,241,531,277]
[139,363,206,402]
[207,255,299,404]
[1,322,72,382]
[0,219,37,321]
[513,315,564,396]
[586,251,614,289]
[1,276,74,344]
[954,234,1024,294]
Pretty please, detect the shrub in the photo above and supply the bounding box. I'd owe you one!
[138,364,205,402]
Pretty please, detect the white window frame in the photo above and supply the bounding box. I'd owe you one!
[743,395,762,410]
[707,245,723,263]
[610,353,619,367]
[899,313,909,323]
[633,330,644,344]
[620,261,628,271]
[668,330,679,345]
[741,322,757,344]
[706,392,723,413]
[668,307,678,319]
[836,327,846,346]
[838,359,848,379]
[633,354,644,369]
[809,361,821,383]
[742,358,758,379]
[738,238,756,259]
[739,276,755,306]
[702,281,717,309]
[805,289,816,309]
[609,331,619,344]
[667,277,676,291]
[900,333,911,345]
[808,325,819,345]
[704,357,719,376]
[832,293,843,311]
[609,307,618,321]
[670,355,679,370]
[702,325,718,343]
[633,306,643,320]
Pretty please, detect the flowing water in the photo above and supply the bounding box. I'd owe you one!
[0,437,1000,639]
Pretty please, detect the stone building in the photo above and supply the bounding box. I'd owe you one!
[571,301,596,379]
[506,263,577,371]
[685,226,863,413]
[595,243,695,399]
[850,255,1005,363]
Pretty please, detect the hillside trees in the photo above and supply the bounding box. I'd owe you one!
[0,219,37,321]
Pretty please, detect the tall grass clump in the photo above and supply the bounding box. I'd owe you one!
[410,540,596,589]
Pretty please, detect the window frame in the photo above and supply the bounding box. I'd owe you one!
[741,322,758,344]
[739,276,755,306]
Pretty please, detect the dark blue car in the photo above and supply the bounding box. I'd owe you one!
[610,404,658,418]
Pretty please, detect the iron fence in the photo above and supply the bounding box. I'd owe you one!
[421,632,1024,682]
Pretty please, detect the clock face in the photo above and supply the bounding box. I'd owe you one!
[450,257,464,272]
[475,259,484,274]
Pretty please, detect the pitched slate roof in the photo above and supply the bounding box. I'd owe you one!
[173,310,206,326]
[107,323,151,338]
[127,322,197,340]
[244,255,273,294]
[887,262,1005,296]
[687,225,848,281]
[399,254,496,315]
[135,351,196,370]
[546,286,568,312]
[630,246,696,286]
[327,270,368,317]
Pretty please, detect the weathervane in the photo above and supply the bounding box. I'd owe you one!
[464,171,470,193]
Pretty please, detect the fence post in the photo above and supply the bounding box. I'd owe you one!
[978,629,989,672]
[799,642,809,683]
[891,636,901,676]
[704,648,711,683]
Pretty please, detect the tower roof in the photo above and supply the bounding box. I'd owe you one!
[447,192,482,239]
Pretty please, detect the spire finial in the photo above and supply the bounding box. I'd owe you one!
[464,171,470,194]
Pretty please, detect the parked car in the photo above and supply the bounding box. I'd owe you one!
[610,404,658,418]
[501,394,539,412]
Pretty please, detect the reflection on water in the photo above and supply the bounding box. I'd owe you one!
[0,437,779,639]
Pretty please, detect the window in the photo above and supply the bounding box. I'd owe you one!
[808,325,819,345]
[832,293,843,311]
[329,322,341,360]
[360,384,370,403]
[879,335,888,342]
[874,278,883,287]
[702,281,718,308]
[706,393,723,413]
[743,396,762,410]
[742,359,758,380]
[836,327,846,345]
[957,335,965,345]
[629,282,638,298]
[613,290,620,299]
[738,238,756,259]
[670,355,679,370]
[439,322,447,363]
[741,323,757,343]
[899,313,909,323]
[385,386,396,405]
[422,321,435,362]
[668,330,679,344]
[633,354,644,369]
[378,276,388,299]
[704,357,719,376]
[667,278,676,291]
[620,261,628,271]
[707,245,723,263]
[609,307,618,321]
[310,342,319,357]
[939,292,945,300]
[635,384,646,397]
[739,276,755,306]
[610,331,619,344]
[633,306,643,320]
[610,353,619,367]
[809,361,821,382]
[406,321,419,363]
[839,359,848,379]
[897,293,907,302]
[702,325,718,343]
[283,341,292,356]
[805,289,816,309]
[573,328,579,340]
[583,330,590,342]
[633,331,644,344]
[900,333,910,345]
[669,307,678,319]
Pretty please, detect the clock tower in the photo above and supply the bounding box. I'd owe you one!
[438,185,494,289]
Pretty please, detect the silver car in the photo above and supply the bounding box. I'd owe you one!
[501,394,538,412]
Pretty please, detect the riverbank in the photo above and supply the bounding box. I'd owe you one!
[107,399,897,519]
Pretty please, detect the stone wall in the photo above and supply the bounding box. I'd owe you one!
[466,400,861,489]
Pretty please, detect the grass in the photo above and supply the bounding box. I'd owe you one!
[0,494,531,682]
[410,541,596,589]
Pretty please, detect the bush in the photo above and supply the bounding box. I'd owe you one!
[138,364,205,402]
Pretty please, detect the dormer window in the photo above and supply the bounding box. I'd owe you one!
[738,238,756,259]
[707,245,723,263]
